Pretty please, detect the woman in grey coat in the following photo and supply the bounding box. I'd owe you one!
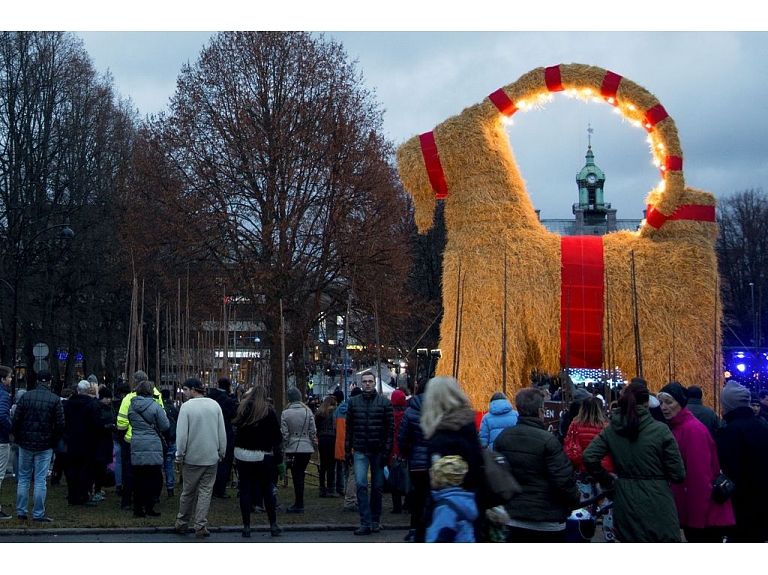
[128,380,169,517]
[280,387,316,513]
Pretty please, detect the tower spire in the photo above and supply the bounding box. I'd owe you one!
[587,123,593,148]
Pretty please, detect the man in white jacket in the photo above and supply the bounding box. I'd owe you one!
[173,377,226,538]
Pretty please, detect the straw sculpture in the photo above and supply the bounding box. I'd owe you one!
[396,63,720,410]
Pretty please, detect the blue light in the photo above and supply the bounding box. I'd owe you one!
[737,363,746,372]
[736,352,745,359]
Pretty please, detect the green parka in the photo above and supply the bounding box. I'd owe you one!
[583,405,685,542]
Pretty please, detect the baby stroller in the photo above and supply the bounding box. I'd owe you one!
[565,489,613,543]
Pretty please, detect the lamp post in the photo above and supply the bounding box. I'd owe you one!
[5,223,74,397]
[751,282,757,359]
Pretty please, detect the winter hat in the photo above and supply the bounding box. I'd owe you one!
[573,388,592,403]
[87,374,98,384]
[183,377,206,394]
[720,381,751,414]
[430,455,468,490]
[687,385,703,399]
[391,389,407,408]
[286,387,302,403]
[332,389,344,404]
[350,387,362,397]
[750,392,761,405]
[98,387,113,400]
[36,369,52,383]
[658,382,688,409]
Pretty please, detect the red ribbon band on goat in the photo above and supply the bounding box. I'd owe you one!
[560,236,605,370]
[644,104,669,132]
[419,131,449,200]
[665,156,683,172]
[645,204,716,228]
[601,71,622,104]
[488,88,518,116]
[545,65,564,92]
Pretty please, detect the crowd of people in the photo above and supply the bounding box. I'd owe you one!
[2,361,768,544]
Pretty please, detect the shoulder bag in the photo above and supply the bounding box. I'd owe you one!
[482,448,522,507]
[711,472,735,504]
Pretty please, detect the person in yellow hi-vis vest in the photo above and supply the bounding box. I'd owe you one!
[116,370,164,510]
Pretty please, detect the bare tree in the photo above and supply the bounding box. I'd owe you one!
[0,31,138,390]
[131,32,411,409]
[717,188,768,352]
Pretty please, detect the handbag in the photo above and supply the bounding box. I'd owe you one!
[711,472,736,504]
[392,456,413,494]
[482,449,522,507]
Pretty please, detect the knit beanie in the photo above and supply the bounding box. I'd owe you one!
[720,381,751,414]
[287,387,302,403]
[430,455,468,490]
[658,382,688,409]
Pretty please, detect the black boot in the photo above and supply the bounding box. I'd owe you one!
[242,524,251,538]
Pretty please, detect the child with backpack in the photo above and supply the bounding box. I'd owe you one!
[425,455,478,543]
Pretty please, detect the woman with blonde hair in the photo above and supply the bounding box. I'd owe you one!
[421,376,484,540]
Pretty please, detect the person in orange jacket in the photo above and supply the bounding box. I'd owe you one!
[334,387,361,512]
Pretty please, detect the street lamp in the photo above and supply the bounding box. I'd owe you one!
[751,282,757,358]
[4,223,74,397]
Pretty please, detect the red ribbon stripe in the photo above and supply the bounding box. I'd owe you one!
[419,132,449,200]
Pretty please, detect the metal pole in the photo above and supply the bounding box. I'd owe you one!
[750,282,757,360]
[374,299,382,394]
[280,299,286,403]
[343,294,351,400]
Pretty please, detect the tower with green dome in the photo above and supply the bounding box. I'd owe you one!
[572,125,617,234]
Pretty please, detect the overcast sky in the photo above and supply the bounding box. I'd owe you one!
[14,5,767,220]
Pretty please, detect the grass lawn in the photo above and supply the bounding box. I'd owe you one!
[0,466,408,531]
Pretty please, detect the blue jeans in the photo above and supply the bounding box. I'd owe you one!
[16,447,53,519]
[353,452,384,528]
[164,444,177,490]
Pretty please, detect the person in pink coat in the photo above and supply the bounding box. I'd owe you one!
[658,382,735,542]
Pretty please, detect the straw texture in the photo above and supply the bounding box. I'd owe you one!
[396,63,720,409]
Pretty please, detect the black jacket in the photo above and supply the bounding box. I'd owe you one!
[716,406,768,541]
[426,411,484,496]
[12,384,65,451]
[96,400,116,463]
[495,416,580,523]
[686,398,720,438]
[398,394,430,471]
[63,394,102,458]
[345,390,394,455]
[208,388,238,437]
[234,409,282,454]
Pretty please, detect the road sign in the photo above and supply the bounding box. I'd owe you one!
[33,343,49,358]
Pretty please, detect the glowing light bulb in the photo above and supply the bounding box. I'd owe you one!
[516,100,527,109]
[501,116,514,127]
[627,104,636,112]
[632,120,642,128]
[606,97,615,105]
